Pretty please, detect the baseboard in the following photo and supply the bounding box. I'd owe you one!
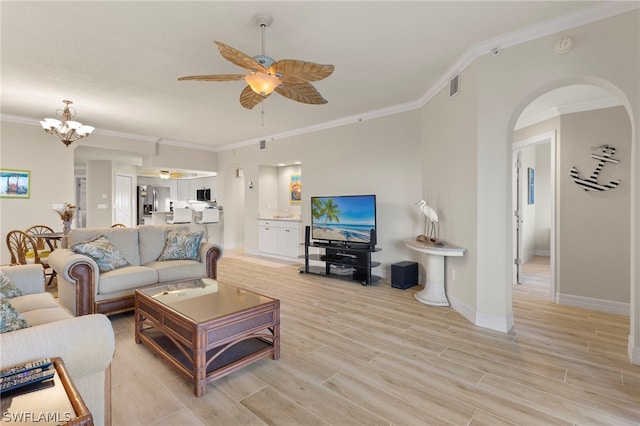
[534,250,550,257]
[555,292,629,316]
[628,336,640,365]
[448,295,514,333]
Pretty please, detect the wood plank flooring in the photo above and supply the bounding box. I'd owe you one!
[109,254,639,425]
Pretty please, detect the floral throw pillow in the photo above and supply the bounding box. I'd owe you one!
[0,270,24,298]
[70,234,130,273]
[158,231,203,261]
[0,298,30,333]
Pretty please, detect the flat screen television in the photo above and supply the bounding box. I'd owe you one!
[311,194,376,245]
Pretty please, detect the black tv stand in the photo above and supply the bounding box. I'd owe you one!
[301,226,381,285]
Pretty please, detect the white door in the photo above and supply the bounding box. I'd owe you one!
[115,174,134,227]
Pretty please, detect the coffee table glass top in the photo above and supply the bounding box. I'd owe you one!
[140,278,275,322]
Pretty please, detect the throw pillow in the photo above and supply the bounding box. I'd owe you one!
[0,298,30,333]
[70,234,130,272]
[158,230,204,261]
[0,270,24,298]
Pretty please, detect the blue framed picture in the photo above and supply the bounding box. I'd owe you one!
[528,167,535,205]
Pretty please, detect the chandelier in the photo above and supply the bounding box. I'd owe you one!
[40,100,95,147]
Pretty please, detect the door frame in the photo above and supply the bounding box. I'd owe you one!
[512,130,557,301]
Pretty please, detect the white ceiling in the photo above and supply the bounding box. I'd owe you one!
[0,1,628,157]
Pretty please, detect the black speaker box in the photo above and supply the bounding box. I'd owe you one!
[391,261,418,289]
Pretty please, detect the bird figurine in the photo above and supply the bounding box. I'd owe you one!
[415,200,443,246]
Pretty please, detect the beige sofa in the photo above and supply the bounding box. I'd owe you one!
[0,264,115,426]
[48,224,223,316]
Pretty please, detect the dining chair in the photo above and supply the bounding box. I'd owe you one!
[7,229,56,286]
[25,224,58,253]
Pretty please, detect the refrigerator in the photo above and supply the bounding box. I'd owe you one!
[137,185,171,225]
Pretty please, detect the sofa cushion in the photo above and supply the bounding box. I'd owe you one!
[70,235,130,272]
[69,227,141,266]
[145,260,206,283]
[0,271,24,298]
[158,230,204,261]
[97,265,158,295]
[138,224,189,265]
[9,292,59,313]
[21,307,73,327]
[0,299,30,333]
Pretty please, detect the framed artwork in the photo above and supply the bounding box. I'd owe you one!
[290,174,301,204]
[0,168,30,198]
[528,167,535,205]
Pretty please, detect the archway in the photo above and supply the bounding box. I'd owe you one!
[510,81,634,362]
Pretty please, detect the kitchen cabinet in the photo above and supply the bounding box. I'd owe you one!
[258,219,301,259]
[177,180,190,201]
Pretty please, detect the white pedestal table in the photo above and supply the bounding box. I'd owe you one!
[404,238,465,306]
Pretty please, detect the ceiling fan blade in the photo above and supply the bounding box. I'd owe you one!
[276,82,328,105]
[177,74,245,82]
[270,60,334,84]
[214,41,265,72]
[239,85,268,109]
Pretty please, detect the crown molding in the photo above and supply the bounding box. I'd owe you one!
[3,2,637,152]
[221,1,638,152]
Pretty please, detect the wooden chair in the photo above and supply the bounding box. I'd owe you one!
[25,224,58,253]
[110,223,126,228]
[7,230,56,286]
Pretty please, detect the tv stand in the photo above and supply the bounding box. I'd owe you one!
[302,226,381,285]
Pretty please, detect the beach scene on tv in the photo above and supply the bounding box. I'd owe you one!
[311,195,376,243]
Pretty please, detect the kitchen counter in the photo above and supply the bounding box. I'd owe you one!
[257,217,301,222]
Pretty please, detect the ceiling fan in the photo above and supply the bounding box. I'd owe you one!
[142,170,186,180]
[178,15,334,109]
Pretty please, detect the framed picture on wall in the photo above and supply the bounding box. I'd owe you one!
[0,168,30,198]
[528,167,535,205]
[290,174,301,204]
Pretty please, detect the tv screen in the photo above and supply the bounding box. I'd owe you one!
[311,195,376,244]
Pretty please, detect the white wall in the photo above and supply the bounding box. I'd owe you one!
[217,111,423,274]
[0,122,75,264]
[418,10,638,334]
[534,143,551,254]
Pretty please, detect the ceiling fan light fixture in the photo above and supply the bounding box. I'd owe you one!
[245,72,281,96]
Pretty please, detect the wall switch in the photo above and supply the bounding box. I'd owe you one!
[102,194,108,199]
[98,204,108,209]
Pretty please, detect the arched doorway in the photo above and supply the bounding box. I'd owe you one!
[511,83,631,318]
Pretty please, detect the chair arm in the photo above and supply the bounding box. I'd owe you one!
[0,264,45,294]
[200,242,223,279]
[0,314,115,379]
[48,249,99,316]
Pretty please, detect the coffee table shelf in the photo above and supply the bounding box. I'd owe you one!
[135,278,280,397]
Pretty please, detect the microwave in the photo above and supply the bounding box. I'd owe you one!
[196,188,211,201]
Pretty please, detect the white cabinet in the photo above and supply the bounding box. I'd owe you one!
[258,220,301,259]
[177,180,190,200]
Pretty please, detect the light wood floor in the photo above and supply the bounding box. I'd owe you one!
[108,254,639,425]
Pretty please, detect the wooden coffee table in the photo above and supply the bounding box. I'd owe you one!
[134,278,280,396]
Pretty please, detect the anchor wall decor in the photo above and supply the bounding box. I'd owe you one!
[569,144,620,191]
